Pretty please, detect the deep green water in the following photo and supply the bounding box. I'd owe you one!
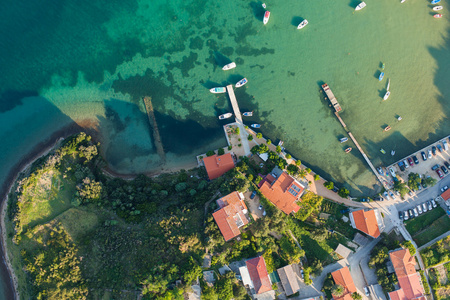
[0,0,449,295]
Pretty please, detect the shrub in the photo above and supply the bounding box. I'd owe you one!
[401,240,416,256]
[267,139,272,145]
[324,181,334,190]
[314,174,320,181]
[247,174,254,181]
[206,150,215,157]
[286,154,291,159]
[255,176,262,184]
[295,160,301,166]
[235,127,240,134]
[276,146,282,153]
[338,187,350,198]
[305,168,312,173]
[286,164,299,175]
[218,148,225,155]
[228,145,232,150]
[248,135,253,141]
[256,133,262,139]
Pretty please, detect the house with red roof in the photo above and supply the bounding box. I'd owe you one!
[441,189,450,201]
[239,256,272,295]
[203,153,235,180]
[349,209,384,238]
[259,172,305,214]
[212,191,249,241]
[388,249,425,300]
[331,266,357,300]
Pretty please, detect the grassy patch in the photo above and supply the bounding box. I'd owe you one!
[412,214,450,246]
[405,208,445,235]
[55,207,99,241]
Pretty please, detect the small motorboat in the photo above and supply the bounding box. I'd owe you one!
[391,150,396,156]
[263,11,270,25]
[210,87,226,94]
[340,137,348,143]
[355,2,366,10]
[222,62,236,71]
[434,14,442,18]
[431,0,441,4]
[278,141,284,146]
[379,72,385,81]
[377,167,384,175]
[242,111,253,117]
[262,3,266,8]
[384,125,391,131]
[235,78,248,88]
[380,149,386,154]
[251,124,261,128]
[397,116,402,121]
[383,91,391,100]
[297,19,308,29]
[433,6,443,10]
[218,113,233,120]
[386,78,390,91]
[345,147,352,153]
[401,0,407,3]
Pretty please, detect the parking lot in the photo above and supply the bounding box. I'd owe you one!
[243,190,265,220]
[387,138,450,186]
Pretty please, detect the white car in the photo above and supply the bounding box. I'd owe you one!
[417,205,423,214]
[432,199,437,208]
[258,205,263,210]
[422,203,428,213]
[441,186,449,193]
[428,149,432,159]
[389,167,396,177]
[403,160,409,168]
[364,286,370,296]
[413,207,419,217]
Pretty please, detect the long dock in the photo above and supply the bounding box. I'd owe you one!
[322,83,342,112]
[226,85,243,124]
[143,96,166,164]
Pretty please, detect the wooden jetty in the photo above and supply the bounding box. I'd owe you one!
[143,96,166,164]
[335,112,347,128]
[322,83,342,112]
[226,85,243,124]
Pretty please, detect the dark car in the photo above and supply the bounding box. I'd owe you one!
[250,191,257,199]
[437,144,443,152]
[398,161,406,172]
[341,208,350,214]
[432,146,437,156]
[408,209,414,218]
[421,179,428,188]
[432,164,440,171]
[332,186,339,193]
[421,151,427,161]
[441,165,449,174]
[445,161,450,169]
[437,169,444,178]
[398,211,403,220]
[412,155,419,164]
[407,157,414,166]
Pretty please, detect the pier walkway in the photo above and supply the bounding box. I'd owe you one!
[226,85,250,155]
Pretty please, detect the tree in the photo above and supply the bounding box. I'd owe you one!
[314,174,320,181]
[255,176,262,185]
[338,187,350,198]
[248,135,253,141]
[267,139,272,145]
[394,181,409,198]
[77,177,102,203]
[256,133,262,139]
[331,285,345,297]
[206,150,215,157]
[218,148,225,155]
[295,159,301,166]
[324,181,334,190]
[298,169,307,179]
[286,164,299,175]
[352,292,362,300]
[235,127,240,134]
[276,146,282,153]
[286,154,292,159]
[401,241,416,256]
[305,168,312,173]
[408,173,421,190]
[423,176,437,187]
[247,174,253,181]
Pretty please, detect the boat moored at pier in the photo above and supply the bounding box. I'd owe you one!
[251,124,261,128]
[235,78,248,88]
[222,62,236,71]
[218,113,233,120]
[242,111,253,117]
[210,87,226,94]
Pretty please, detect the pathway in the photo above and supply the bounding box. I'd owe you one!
[226,85,251,156]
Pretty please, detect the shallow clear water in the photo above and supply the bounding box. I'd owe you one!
[0,0,449,294]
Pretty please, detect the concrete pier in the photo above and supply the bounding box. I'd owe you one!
[226,85,243,124]
[143,96,166,164]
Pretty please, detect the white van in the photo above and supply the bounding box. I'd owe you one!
[443,140,449,151]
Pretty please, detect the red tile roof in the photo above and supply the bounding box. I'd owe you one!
[259,172,304,214]
[389,249,425,300]
[441,189,450,201]
[351,209,381,238]
[331,267,357,300]
[203,153,235,180]
[212,192,249,241]
[246,256,272,294]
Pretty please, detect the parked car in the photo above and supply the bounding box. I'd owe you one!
[408,191,414,197]
[421,180,427,189]
[441,165,448,174]
[375,197,383,201]
[409,209,414,218]
[432,199,437,208]
[404,211,409,221]
[417,205,423,214]
[262,210,266,216]
[300,269,304,279]
[413,207,419,217]
[421,151,427,161]
[383,191,389,200]
[443,140,449,151]
[437,169,444,179]
[364,286,370,297]
[437,144,443,153]
[445,161,450,169]
[432,146,437,156]
[428,149,433,159]
[394,190,400,196]
[427,201,433,211]
[398,161,406,172]
[332,186,339,193]
[407,157,414,166]
[403,159,409,169]
[418,184,423,190]
[398,211,403,220]
[250,191,257,199]
[432,164,440,171]
[422,202,428,212]
[412,155,419,164]
[258,205,263,210]
[389,191,395,199]
[389,167,396,177]
[441,186,449,193]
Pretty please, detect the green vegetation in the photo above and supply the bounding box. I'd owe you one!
[276,145,282,153]
[324,181,334,190]
[207,150,215,156]
[295,160,301,166]
[286,154,292,159]
[314,174,320,181]
[293,191,323,221]
[393,181,409,198]
[405,208,450,246]
[201,271,250,300]
[401,240,416,256]
[419,270,430,295]
[338,187,350,198]
[331,284,345,297]
[267,139,272,145]
[286,164,299,175]
[218,148,225,155]
[421,236,450,268]
[352,292,362,300]
[256,133,262,139]
[248,135,253,141]
[423,176,437,187]
[408,173,421,191]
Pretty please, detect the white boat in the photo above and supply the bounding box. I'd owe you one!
[383,91,390,100]
[433,5,443,10]
[297,19,308,29]
[251,124,261,128]
[355,2,366,10]
[263,11,270,25]
[401,0,407,3]
[262,3,266,8]
[222,62,236,71]
[210,87,226,94]
[386,78,390,91]
[235,78,248,88]
[243,111,253,117]
[218,113,233,120]
[391,150,395,156]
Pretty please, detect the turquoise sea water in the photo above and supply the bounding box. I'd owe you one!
[0,0,449,296]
